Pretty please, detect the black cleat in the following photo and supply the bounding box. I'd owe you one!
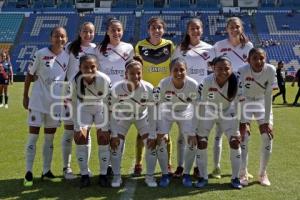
[107,166,113,177]
[24,171,33,187]
[80,175,91,188]
[41,170,55,180]
[98,175,110,187]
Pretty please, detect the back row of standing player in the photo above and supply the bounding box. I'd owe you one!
[23,16,275,189]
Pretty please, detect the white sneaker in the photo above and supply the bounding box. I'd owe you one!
[240,174,249,186]
[63,168,76,180]
[259,174,271,186]
[145,175,157,187]
[0,104,3,108]
[4,104,8,109]
[111,175,122,188]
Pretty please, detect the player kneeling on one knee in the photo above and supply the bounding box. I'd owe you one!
[196,56,242,189]
[156,57,199,187]
[72,54,111,188]
[110,56,158,187]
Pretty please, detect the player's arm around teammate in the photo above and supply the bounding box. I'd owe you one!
[237,48,275,187]
[23,27,69,187]
[195,56,242,189]
[109,56,158,188]
[156,58,198,187]
[71,54,111,188]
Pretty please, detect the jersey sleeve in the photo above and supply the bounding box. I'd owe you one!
[264,67,276,124]
[28,51,41,75]
[102,78,112,132]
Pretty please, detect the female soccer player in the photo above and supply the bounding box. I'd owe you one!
[62,21,97,180]
[110,56,157,188]
[0,50,13,109]
[134,17,175,176]
[23,27,69,187]
[96,18,134,178]
[156,57,198,187]
[237,48,276,186]
[71,54,111,188]
[212,16,253,179]
[196,56,242,189]
[96,18,134,85]
[172,18,214,178]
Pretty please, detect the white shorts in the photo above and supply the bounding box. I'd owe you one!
[197,108,239,138]
[28,110,61,128]
[157,110,194,135]
[74,104,107,131]
[111,116,149,137]
[241,99,273,125]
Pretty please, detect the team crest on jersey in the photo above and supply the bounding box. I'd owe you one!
[163,48,169,55]
[31,115,36,122]
[243,54,247,59]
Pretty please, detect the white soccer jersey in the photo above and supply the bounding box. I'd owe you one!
[172,42,215,84]
[71,71,111,131]
[96,42,134,85]
[66,43,97,82]
[214,39,253,72]
[237,63,276,124]
[157,76,198,114]
[199,74,237,113]
[110,80,156,138]
[28,47,69,114]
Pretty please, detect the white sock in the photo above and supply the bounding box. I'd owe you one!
[111,139,124,176]
[230,148,241,179]
[259,133,273,176]
[196,148,208,179]
[76,144,89,175]
[157,140,168,175]
[43,134,54,174]
[61,129,73,169]
[98,145,110,175]
[143,139,157,176]
[177,133,185,167]
[183,143,197,174]
[87,132,92,163]
[214,124,223,169]
[25,134,39,172]
[240,132,250,175]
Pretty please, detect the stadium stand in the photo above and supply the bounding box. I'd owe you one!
[0,13,24,43]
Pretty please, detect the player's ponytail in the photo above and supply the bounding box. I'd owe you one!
[227,73,238,101]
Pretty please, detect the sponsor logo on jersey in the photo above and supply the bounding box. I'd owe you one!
[246,76,254,81]
[208,87,218,92]
[147,66,166,73]
[189,68,205,75]
[42,56,54,60]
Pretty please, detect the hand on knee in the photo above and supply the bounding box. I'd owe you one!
[97,130,110,145]
[187,135,197,147]
[74,131,88,145]
[110,137,120,151]
[229,136,241,149]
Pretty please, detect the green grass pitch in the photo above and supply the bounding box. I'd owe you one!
[0,83,299,200]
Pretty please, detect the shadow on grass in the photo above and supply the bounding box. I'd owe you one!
[0,174,252,199]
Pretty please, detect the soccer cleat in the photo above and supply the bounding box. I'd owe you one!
[211,167,221,179]
[182,174,193,187]
[63,167,76,180]
[80,175,91,188]
[259,174,271,186]
[41,170,55,180]
[231,178,243,189]
[132,164,142,177]
[193,167,200,178]
[167,164,173,175]
[4,104,8,109]
[173,166,184,178]
[23,171,33,187]
[145,175,157,187]
[0,104,3,108]
[111,175,122,188]
[107,165,113,177]
[159,174,170,187]
[239,174,249,186]
[98,174,110,187]
[195,178,208,188]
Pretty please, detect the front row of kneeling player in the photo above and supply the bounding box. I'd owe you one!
[24,46,275,189]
